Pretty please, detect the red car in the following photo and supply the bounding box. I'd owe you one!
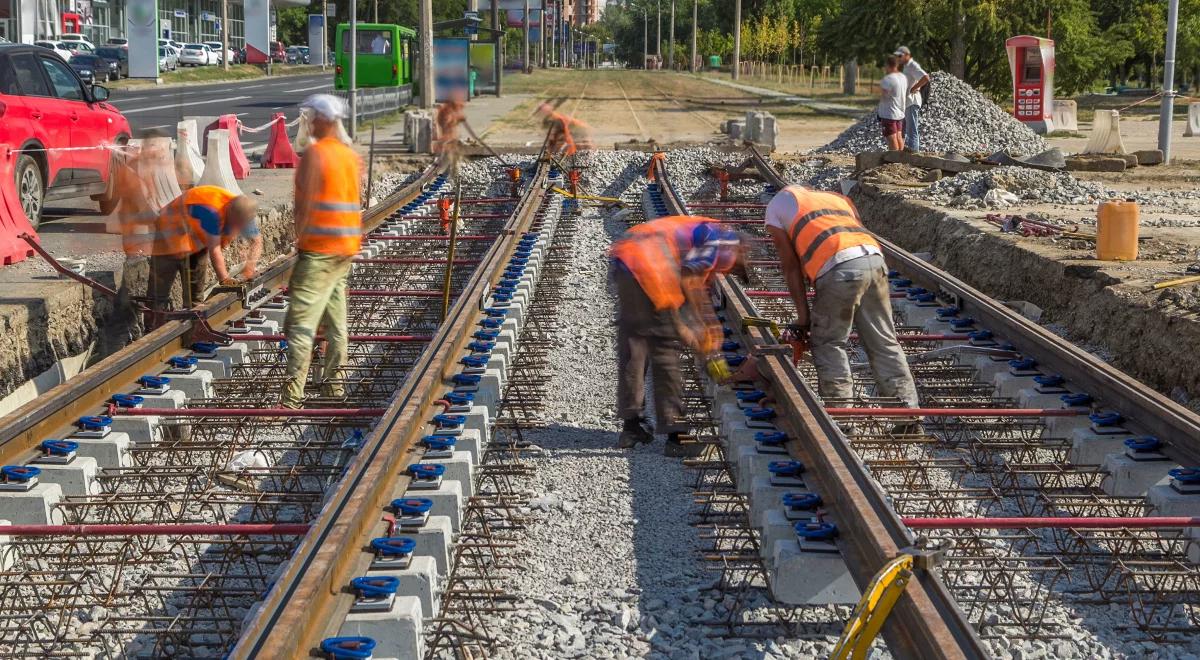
[0,43,131,226]
[270,42,287,63]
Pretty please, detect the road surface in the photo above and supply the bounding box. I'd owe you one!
[106,72,334,152]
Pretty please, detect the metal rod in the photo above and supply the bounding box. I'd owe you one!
[349,0,357,136]
[111,407,387,417]
[903,516,1200,530]
[0,523,312,536]
[443,171,464,321]
[824,407,1087,418]
[241,334,434,343]
[1159,0,1180,162]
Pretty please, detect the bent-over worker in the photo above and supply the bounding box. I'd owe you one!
[764,185,919,416]
[149,185,261,310]
[611,215,744,455]
[280,94,363,409]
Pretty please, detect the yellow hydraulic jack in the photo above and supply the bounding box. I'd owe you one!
[740,316,780,340]
[831,545,941,660]
[550,186,625,206]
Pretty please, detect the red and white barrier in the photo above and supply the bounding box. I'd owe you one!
[204,115,251,180]
[262,113,299,169]
[0,146,38,265]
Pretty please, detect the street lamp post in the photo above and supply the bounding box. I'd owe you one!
[732,0,741,80]
[642,9,648,70]
[668,0,675,71]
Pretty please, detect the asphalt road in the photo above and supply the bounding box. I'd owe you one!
[107,71,334,152]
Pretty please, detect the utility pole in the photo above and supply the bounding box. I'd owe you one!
[689,0,697,73]
[655,0,661,60]
[540,0,548,68]
[373,0,378,23]
[732,0,741,80]
[350,0,357,136]
[222,0,229,71]
[523,0,530,73]
[321,0,328,70]
[642,9,647,70]
[1159,0,1180,162]
[418,0,434,109]
[667,0,674,71]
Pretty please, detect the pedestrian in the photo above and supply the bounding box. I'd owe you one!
[147,184,261,312]
[762,184,919,431]
[878,55,908,152]
[280,94,363,409]
[610,214,745,455]
[894,46,930,153]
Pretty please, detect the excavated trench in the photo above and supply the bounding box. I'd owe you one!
[852,183,1200,408]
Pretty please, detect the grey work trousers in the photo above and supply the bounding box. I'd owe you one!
[809,254,919,407]
[614,265,686,434]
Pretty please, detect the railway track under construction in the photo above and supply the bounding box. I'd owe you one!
[0,136,1196,659]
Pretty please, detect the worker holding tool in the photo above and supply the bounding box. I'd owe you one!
[763,185,920,427]
[611,215,746,455]
[147,185,261,311]
[537,102,590,158]
[280,94,363,409]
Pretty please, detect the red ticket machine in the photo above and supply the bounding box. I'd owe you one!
[1006,36,1055,133]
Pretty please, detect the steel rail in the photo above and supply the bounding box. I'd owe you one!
[650,152,989,660]
[743,144,1200,470]
[230,159,553,658]
[0,162,446,467]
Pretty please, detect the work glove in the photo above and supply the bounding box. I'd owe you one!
[219,276,241,287]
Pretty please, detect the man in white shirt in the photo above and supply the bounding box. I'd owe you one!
[878,55,908,151]
[371,33,389,54]
[895,46,930,153]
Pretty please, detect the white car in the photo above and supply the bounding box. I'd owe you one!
[34,41,74,60]
[107,37,129,47]
[179,43,215,66]
[202,41,235,64]
[58,34,95,49]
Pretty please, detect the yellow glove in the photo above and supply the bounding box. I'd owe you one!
[706,356,732,382]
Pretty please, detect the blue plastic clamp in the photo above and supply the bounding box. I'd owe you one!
[392,498,434,516]
[352,575,400,598]
[76,416,112,431]
[745,407,776,421]
[1168,467,1200,484]
[1,465,40,482]
[1089,411,1124,427]
[768,460,805,477]
[754,431,788,445]
[41,440,78,456]
[137,375,170,388]
[782,492,823,510]
[1034,374,1065,387]
[422,435,457,450]
[409,463,447,480]
[794,521,839,541]
[111,394,144,408]
[320,636,377,660]
[370,537,416,556]
[1124,436,1162,452]
[1061,393,1094,407]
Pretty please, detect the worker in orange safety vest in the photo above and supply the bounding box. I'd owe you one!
[148,184,261,311]
[761,184,919,432]
[280,94,364,409]
[610,214,746,455]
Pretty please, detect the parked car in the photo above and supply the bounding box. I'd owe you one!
[33,41,73,61]
[107,37,129,47]
[285,45,309,64]
[68,54,105,85]
[270,41,286,63]
[179,44,215,66]
[202,41,236,64]
[0,44,132,225]
[158,46,178,71]
[58,34,93,47]
[93,46,128,79]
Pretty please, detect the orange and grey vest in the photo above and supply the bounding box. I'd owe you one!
[611,215,723,311]
[154,185,237,256]
[781,186,879,282]
[298,137,363,256]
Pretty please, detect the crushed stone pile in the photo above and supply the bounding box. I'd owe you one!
[818,71,1047,156]
[919,166,1112,209]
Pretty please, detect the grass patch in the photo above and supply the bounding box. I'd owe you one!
[107,64,325,89]
[1046,129,1086,138]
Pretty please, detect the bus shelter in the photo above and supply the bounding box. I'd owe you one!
[433,17,503,98]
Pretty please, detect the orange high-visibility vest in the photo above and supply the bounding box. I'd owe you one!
[298,137,363,256]
[154,185,238,256]
[781,187,880,282]
[611,215,718,312]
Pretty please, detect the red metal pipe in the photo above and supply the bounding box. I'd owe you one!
[902,517,1200,530]
[688,203,767,209]
[241,334,433,343]
[111,407,386,417]
[354,258,482,265]
[824,407,1086,417]
[0,523,311,537]
[395,213,510,220]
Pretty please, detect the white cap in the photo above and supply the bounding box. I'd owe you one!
[299,93,348,121]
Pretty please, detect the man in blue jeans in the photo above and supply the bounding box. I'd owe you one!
[895,46,930,153]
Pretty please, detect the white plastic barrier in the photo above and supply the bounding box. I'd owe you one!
[1082,109,1127,155]
[139,136,182,209]
[176,120,206,187]
[197,129,243,194]
[1184,102,1200,138]
[1052,100,1078,132]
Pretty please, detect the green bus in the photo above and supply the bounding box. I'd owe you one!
[334,23,416,90]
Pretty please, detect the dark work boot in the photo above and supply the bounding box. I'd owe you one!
[617,417,654,449]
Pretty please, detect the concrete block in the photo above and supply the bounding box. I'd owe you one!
[165,371,214,400]
[736,444,788,491]
[1017,387,1072,410]
[1043,411,1092,438]
[371,555,439,619]
[729,121,746,140]
[750,476,797,528]
[412,515,453,576]
[216,343,249,366]
[109,417,160,444]
[1132,149,1164,166]
[769,539,859,605]
[425,451,475,498]
[472,369,503,414]
[139,389,187,410]
[1148,484,1200,517]
[973,354,1015,385]
[32,456,100,496]
[0,519,13,570]
[993,372,1040,400]
[1069,427,1134,465]
[194,358,230,379]
[0,482,64,524]
[439,428,482,463]
[69,431,133,468]
[339,595,424,659]
[761,507,815,560]
[462,407,490,448]
[1101,453,1177,498]
[407,477,463,533]
[259,306,288,327]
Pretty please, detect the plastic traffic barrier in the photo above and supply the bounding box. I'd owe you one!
[263,113,299,169]
[0,146,38,266]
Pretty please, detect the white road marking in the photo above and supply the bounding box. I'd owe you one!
[280,83,332,93]
[120,95,252,114]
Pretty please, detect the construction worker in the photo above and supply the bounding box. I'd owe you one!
[611,215,745,455]
[280,94,363,409]
[148,185,261,311]
[763,185,919,418]
[537,102,589,158]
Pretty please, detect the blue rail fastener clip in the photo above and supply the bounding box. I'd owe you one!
[1034,374,1065,387]
[41,440,78,457]
[2,465,40,484]
[320,636,376,660]
[461,355,490,368]
[167,356,197,370]
[467,341,495,353]
[76,416,112,431]
[1125,437,1162,452]
[110,394,144,408]
[782,492,823,510]
[755,431,788,445]
[409,464,447,480]
[433,414,466,428]
[736,390,766,404]
[795,521,839,541]
[371,537,416,557]
[949,318,976,329]
[392,498,434,516]
[768,460,805,477]
[1090,411,1124,427]
[721,340,740,352]
[726,355,747,367]
[451,373,481,387]
[422,436,457,451]
[138,375,171,389]
[969,330,994,341]
[1061,393,1094,407]
[936,306,960,318]
[1009,358,1038,371]
[444,392,474,406]
[352,576,400,599]
[745,407,777,421]
[1168,467,1200,483]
